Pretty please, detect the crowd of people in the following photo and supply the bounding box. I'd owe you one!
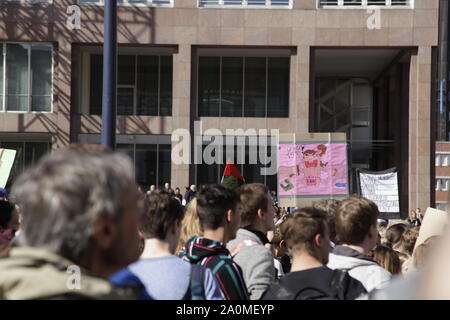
[0,144,448,300]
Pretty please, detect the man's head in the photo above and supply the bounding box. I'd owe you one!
[10,150,141,278]
[313,199,341,244]
[281,207,330,265]
[196,184,239,242]
[175,187,181,195]
[164,182,170,190]
[236,183,275,233]
[150,185,156,192]
[335,195,379,253]
[140,191,184,254]
[190,185,197,192]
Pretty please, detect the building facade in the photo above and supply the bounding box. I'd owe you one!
[0,0,438,217]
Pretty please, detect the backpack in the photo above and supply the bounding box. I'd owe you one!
[182,264,207,300]
[266,269,351,300]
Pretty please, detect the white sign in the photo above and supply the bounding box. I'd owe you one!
[0,149,17,188]
[359,170,399,213]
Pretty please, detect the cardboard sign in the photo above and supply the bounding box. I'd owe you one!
[0,149,16,188]
[357,167,400,219]
[414,207,448,251]
[278,133,349,208]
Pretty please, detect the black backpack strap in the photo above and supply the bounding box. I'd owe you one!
[329,269,351,300]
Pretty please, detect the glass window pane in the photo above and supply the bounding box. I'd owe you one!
[244,57,266,117]
[198,57,220,117]
[117,87,134,115]
[31,44,52,112]
[267,58,289,117]
[90,54,103,115]
[135,144,157,190]
[159,56,173,116]
[6,44,29,111]
[118,55,135,85]
[197,145,219,187]
[158,144,172,187]
[221,57,243,117]
[24,142,49,168]
[137,56,158,116]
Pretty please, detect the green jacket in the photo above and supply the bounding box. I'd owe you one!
[0,247,139,300]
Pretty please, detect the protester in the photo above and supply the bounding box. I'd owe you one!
[0,188,8,201]
[370,245,401,275]
[184,185,197,204]
[0,149,143,300]
[0,200,19,257]
[110,191,223,300]
[228,183,276,300]
[180,184,248,300]
[174,187,183,204]
[395,228,419,257]
[313,199,341,247]
[147,185,157,195]
[328,195,392,292]
[262,208,366,300]
[164,182,175,196]
[270,225,290,278]
[377,219,389,245]
[176,198,202,255]
[385,223,408,249]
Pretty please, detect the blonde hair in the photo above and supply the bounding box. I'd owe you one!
[372,245,401,275]
[176,198,203,254]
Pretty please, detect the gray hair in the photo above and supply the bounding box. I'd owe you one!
[10,149,135,263]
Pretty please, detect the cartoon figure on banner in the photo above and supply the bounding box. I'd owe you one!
[298,144,328,187]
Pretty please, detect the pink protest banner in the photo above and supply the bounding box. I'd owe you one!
[277,133,349,207]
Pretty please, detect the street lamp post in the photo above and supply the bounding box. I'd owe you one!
[101,0,118,150]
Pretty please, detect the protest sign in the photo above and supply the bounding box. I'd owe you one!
[278,133,349,208]
[414,207,448,252]
[357,167,400,219]
[0,149,16,188]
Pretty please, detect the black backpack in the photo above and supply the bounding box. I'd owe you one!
[266,269,351,300]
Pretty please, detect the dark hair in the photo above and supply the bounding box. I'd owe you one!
[140,191,185,240]
[0,200,15,229]
[335,195,379,245]
[196,184,238,230]
[372,245,401,275]
[313,199,340,243]
[236,183,270,227]
[281,207,328,255]
[385,224,407,248]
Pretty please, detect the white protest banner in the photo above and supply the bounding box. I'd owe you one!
[0,149,17,188]
[357,167,400,218]
[414,207,448,252]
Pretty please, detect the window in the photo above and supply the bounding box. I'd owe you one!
[90,54,173,116]
[436,153,450,167]
[318,0,412,8]
[0,43,53,112]
[78,0,173,6]
[436,178,450,192]
[199,0,291,8]
[196,136,277,192]
[0,141,50,188]
[117,143,171,190]
[198,56,289,117]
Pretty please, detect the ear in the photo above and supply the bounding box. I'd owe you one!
[91,215,117,250]
[257,208,264,220]
[280,239,286,249]
[225,209,233,224]
[313,234,322,248]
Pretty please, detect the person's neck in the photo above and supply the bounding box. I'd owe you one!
[342,243,368,255]
[247,222,266,235]
[140,238,173,259]
[290,251,324,272]
[203,228,225,243]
